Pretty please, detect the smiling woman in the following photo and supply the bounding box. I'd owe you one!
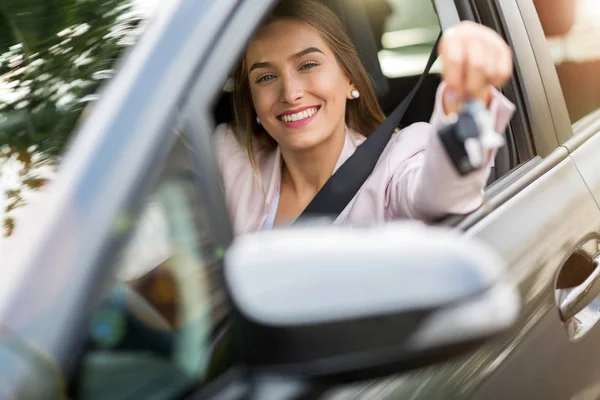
[215,0,515,236]
[235,16,385,154]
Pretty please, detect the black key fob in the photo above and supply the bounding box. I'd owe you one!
[438,102,485,176]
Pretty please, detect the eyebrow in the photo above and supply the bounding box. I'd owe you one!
[248,47,324,73]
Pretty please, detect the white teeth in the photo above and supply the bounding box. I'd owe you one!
[280,107,318,123]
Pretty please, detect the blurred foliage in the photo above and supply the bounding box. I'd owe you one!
[0,0,145,236]
[0,0,142,156]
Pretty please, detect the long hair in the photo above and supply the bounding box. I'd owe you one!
[232,0,386,169]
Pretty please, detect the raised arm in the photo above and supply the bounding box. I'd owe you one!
[386,20,516,221]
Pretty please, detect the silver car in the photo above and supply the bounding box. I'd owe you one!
[1,0,600,399]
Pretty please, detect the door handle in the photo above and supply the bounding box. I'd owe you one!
[559,254,600,320]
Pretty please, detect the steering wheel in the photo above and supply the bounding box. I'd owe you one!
[89,282,175,357]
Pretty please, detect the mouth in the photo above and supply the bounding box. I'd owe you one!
[277,106,320,127]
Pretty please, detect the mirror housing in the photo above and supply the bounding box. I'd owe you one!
[225,222,519,383]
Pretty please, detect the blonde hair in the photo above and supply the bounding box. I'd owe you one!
[232,0,386,170]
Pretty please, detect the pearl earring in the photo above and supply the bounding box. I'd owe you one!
[351,89,360,99]
[256,116,261,125]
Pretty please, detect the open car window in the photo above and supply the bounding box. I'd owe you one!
[210,0,526,234]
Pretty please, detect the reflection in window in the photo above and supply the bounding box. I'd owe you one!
[533,0,600,123]
[79,167,230,399]
[0,0,146,238]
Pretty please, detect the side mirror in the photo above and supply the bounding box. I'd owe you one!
[224,222,519,390]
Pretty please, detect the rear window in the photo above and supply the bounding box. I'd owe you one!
[0,0,152,238]
[377,0,441,78]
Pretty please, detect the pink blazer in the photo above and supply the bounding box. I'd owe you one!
[215,85,515,236]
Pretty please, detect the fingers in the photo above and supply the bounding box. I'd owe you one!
[440,28,466,99]
[494,38,513,88]
[465,38,489,101]
[439,21,513,103]
[479,24,513,89]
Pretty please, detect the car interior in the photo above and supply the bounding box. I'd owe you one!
[213,0,440,128]
[211,0,514,186]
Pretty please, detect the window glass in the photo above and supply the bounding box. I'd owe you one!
[0,0,152,238]
[533,0,600,123]
[76,135,232,399]
[370,0,442,125]
[376,0,441,79]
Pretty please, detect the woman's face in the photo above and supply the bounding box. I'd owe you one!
[246,20,355,152]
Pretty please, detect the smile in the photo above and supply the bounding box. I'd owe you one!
[277,106,320,126]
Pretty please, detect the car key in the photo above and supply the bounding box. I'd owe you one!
[438,100,504,176]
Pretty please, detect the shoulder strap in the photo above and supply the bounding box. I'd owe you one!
[297,34,441,220]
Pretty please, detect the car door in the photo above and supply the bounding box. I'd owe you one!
[182,0,600,398]
[521,0,600,398]
[324,0,600,399]
[469,0,600,398]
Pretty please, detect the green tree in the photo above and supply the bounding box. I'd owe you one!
[0,0,144,236]
[0,0,141,155]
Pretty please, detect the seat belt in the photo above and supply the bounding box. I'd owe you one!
[297,34,441,221]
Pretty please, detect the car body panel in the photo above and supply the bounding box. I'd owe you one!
[512,0,574,145]
[494,0,559,157]
[569,126,600,215]
[328,152,600,399]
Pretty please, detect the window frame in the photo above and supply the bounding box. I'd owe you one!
[468,0,560,157]
[186,0,567,234]
[512,0,574,145]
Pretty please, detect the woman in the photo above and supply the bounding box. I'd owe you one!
[216,0,515,236]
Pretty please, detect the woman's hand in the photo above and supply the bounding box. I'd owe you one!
[438,21,513,114]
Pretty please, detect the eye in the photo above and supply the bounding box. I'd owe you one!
[256,73,276,83]
[299,61,319,71]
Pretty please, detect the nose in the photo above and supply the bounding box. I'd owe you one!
[279,73,303,104]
